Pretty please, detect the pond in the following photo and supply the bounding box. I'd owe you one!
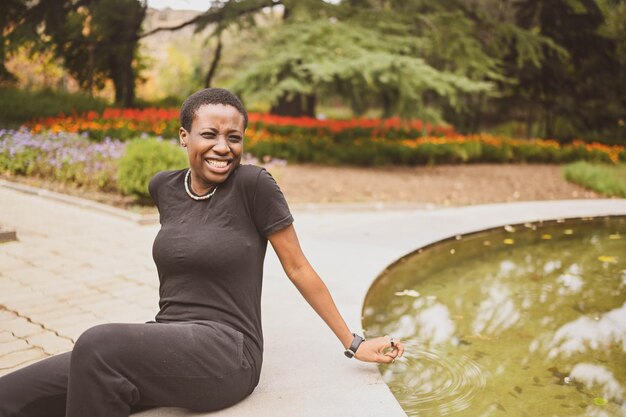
[362,216,625,417]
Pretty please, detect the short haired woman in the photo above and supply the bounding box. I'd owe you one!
[0,88,403,416]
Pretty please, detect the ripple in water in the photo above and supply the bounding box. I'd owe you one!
[380,339,487,416]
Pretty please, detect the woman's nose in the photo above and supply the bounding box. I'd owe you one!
[213,136,230,153]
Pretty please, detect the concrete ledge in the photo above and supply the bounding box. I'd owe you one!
[0,178,438,225]
[0,179,159,225]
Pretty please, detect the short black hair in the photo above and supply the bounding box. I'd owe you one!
[180,88,248,132]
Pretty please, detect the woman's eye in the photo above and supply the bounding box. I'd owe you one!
[229,136,242,142]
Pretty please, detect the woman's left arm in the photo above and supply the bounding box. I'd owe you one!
[268,224,404,364]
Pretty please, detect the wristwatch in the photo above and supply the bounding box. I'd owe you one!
[344,333,364,358]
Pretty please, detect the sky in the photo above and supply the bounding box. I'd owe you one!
[147,0,209,11]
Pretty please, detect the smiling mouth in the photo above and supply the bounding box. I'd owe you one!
[205,158,230,169]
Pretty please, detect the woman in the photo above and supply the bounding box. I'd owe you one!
[0,88,403,416]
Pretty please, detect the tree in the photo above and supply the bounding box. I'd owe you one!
[500,0,624,142]
[2,0,146,106]
[46,0,147,106]
[0,0,35,84]
[232,0,507,119]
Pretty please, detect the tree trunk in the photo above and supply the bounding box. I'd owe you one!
[204,35,223,88]
[270,93,316,117]
[112,1,147,107]
[268,3,317,117]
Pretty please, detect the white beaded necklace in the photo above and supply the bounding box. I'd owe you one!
[184,169,217,201]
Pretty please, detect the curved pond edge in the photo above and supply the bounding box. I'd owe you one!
[346,199,625,417]
[362,213,626,312]
[358,209,626,417]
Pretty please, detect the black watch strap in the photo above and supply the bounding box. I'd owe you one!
[344,333,364,358]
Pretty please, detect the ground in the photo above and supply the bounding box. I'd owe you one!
[1,163,604,211]
[273,163,602,206]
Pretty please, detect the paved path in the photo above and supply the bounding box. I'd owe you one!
[1,184,625,416]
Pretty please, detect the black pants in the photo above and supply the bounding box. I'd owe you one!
[0,322,259,417]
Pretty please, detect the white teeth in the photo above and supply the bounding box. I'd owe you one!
[206,159,228,168]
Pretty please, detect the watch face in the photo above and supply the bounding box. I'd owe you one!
[344,350,354,358]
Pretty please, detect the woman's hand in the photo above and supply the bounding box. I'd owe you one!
[354,335,404,364]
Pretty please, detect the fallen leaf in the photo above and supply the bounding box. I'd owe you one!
[594,398,608,406]
[598,255,618,264]
[504,238,515,245]
[394,289,421,297]
[541,234,552,240]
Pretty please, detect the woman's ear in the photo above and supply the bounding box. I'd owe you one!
[179,127,188,147]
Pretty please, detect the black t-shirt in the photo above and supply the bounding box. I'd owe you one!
[148,165,293,360]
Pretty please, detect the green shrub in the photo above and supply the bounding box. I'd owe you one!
[0,88,108,128]
[563,161,626,198]
[117,138,188,201]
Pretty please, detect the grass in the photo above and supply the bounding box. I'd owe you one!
[563,161,626,198]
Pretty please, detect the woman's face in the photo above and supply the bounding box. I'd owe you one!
[180,104,245,191]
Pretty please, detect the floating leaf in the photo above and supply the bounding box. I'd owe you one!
[504,238,515,245]
[609,233,621,240]
[541,234,552,240]
[594,397,608,406]
[504,225,516,232]
[394,289,420,297]
[564,229,574,235]
[598,255,618,264]
[450,248,456,254]
[483,240,491,246]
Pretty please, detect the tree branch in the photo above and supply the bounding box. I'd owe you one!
[139,0,282,39]
[140,14,204,38]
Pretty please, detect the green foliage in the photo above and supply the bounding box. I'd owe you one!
[117,138,187,201]
[0,87,108,128]
[154,42,206,100]
[496,0,625,142]
[563,162,626,198]
[5,0,625,143]
[4,0,146,106]
[233,3,496,120]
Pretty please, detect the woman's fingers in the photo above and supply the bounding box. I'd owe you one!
[379,355,395,364]
[354,336,406,363]
[382,335,404,358]
[396,340,405,357]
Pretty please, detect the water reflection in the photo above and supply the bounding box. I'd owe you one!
[363,217,626,417]
[547,302,626,359]
[472,285,520,336]
[415,303,455,344]
[570,363,624,404]
[555,263,584,296]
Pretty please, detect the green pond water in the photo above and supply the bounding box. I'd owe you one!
[362,216,626,417]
